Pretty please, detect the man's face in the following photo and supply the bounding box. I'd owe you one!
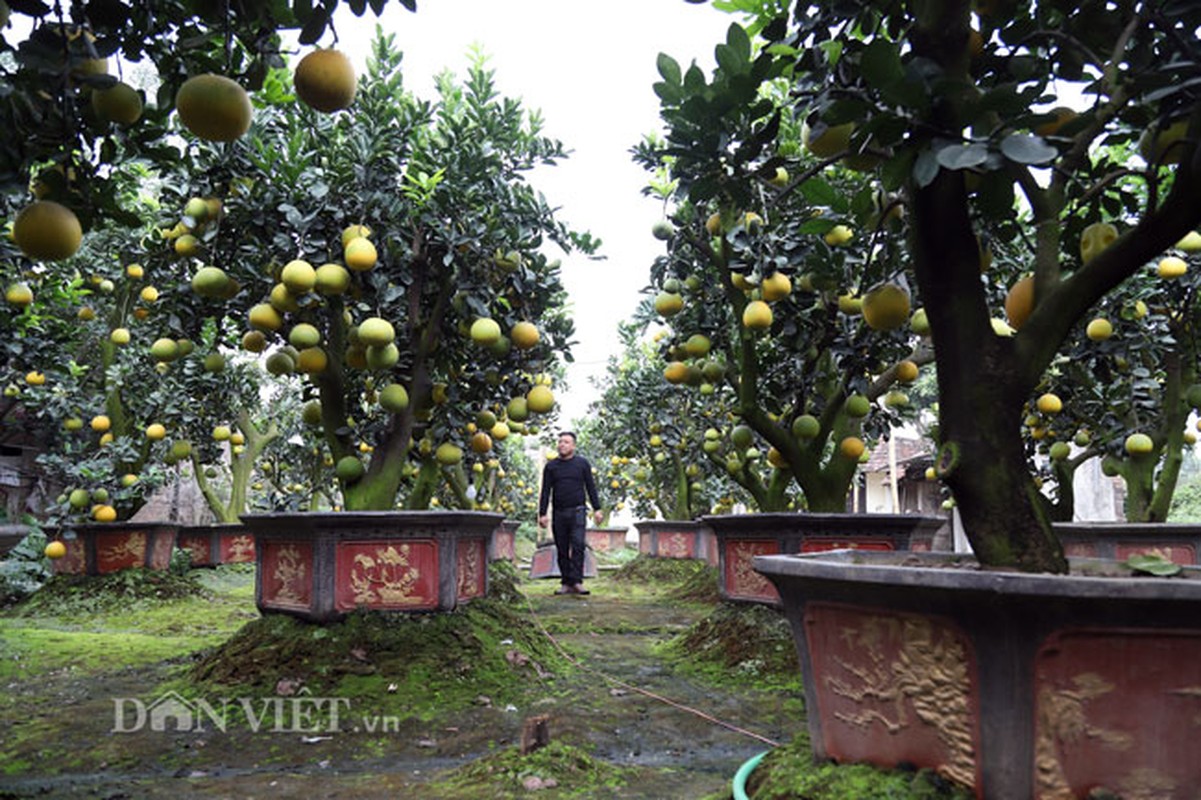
[557,435,575,458]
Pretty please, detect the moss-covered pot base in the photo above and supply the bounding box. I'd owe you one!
[706,512,946,604]
[635,519,717,565]
[242,511,500,622]
[49,522,179,575]
[176,523,255,567]
[755,549,1201,799]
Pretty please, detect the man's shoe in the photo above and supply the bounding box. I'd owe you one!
[571,584,590,595]
[554,584,572,595]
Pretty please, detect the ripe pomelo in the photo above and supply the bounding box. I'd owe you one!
[176,74,253,142]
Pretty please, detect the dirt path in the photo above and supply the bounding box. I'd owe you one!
[0,563,801,799]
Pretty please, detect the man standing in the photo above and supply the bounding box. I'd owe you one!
[538,431,603,595]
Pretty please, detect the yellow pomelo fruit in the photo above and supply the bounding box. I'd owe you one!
[191,265,230,298]
[125,263,144,279]
[1177,231,1201,253]
[357,317,395,347]
[470,318,502,345]
[664,361,689,384]
[364,343,399,370]
[471,431,493,453]
[264,351,295,376]
[242,330,267,352]
[1125,432,1154,455]
[145,423,167,440]
[315,263,350,295]
[511,321,539,349]
[296,347,328,374]
[5,282,33,306]
[802,120,854,159]
[654,291,684,317]
[150,337,180,361]
[212,425,232,441]
[823,224,853,246]
[742,299,773,329]
[1005,275,1036,330]
[93,504,118,522]
[435,443,463,465]
[294,49,357,113]
[1036,393,1063,414]
[269,282,299,313]
[174,234,200,257]
[342,224,372,247]
[44,540,67,559]
[861,283,911,331]
[175,74,253,142]
[895,360,919,382]
[1139,118,1189,166]
[92,81,143,125]
[280,259,317,294]
[838,436,866,460]
[527,385,555,414]
[1086,318,1113,341]
[13,201,82,261]
[248,303,283,332]
[91,414,111,432]
[139,286,159,303]
[1158,256,1187,279]
[289,323,321,349]
[1079,222,1118,265]
[344,237,378,271]
[761,270,792,302]
[379,383,409,413]
[24,371,45,385]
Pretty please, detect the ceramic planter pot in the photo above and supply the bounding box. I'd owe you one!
[528,540,598,580]
[176,523,255,567]
[705,512,946,604]
[49,522,180,575]
[1054,521,1201,565]
[754,549,1201,799]
[489,519,520,563]
[635,519,717,565]
[242,511,500,622]
[585,526,628,553]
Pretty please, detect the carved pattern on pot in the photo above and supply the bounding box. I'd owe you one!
[457,540,483,599]
[226,535,254,562]
[661,532,690,558]
[729,541,775,597]
[825,614,976,788]
[179,535,208,564]
[271,544,308,605]
[1035,672,1132,799]
[101,532,146,566]
[350,544,422,606]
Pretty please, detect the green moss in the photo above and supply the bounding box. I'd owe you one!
[428,741,635,799]
[741,737,975,800]
[661,602,801,690]
[0,624,218,680]
[185,563,569,723]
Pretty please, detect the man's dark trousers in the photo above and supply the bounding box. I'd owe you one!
[552,506,587,585]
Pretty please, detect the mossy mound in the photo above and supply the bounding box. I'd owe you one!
[16,567,208,616]
[738,734,974,800]
[610,554,717,591]
[664,602,799,683]
[188,562,565,718]
[428,740,634,799]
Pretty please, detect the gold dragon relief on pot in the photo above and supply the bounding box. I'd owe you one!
[100,531,146,565]
[270,544,309,605]
[1035,676,1201,800]
[824,613,976,788]
[350,544,423,606]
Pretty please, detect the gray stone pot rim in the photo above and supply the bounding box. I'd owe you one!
[241,510,503,523]
[753,549,1201,601]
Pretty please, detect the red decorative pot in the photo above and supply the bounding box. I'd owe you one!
[705,512,946,604]
[585,526,628,553]
[634,519,717,565]
[242,511,499,622]
[1054,521,1201,565]
[49,522,180,575]
[489,518,520,563]
[176,523,255,566]
[755,549,1201,799]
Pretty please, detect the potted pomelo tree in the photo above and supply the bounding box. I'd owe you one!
[637,24,944,604]
[152,35,594,619]
[678,3,1201,796]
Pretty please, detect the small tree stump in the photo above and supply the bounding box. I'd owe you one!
[520,714,550,754]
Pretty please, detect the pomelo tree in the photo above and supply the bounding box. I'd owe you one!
[634,27,927,514]
[152,34,593,511]
[716,0,1201,571]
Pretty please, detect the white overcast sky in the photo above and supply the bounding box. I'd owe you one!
[327,0,734,426]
